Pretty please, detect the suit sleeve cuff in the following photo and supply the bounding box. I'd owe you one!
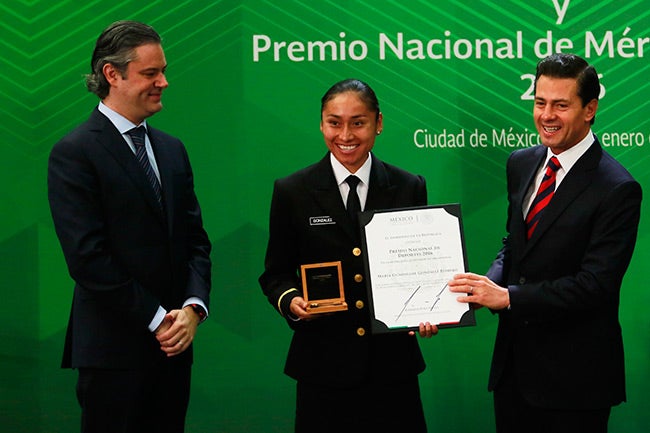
[278,288,299,317]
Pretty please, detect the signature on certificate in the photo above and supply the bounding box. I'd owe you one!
[395,283,448,321]
[396,285,420,321]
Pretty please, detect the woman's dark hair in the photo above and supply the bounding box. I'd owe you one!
[321,79,380,120]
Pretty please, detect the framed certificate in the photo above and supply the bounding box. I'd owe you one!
[300,261,348,313]
[359,204,475,333]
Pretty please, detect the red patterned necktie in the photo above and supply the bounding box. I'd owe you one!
[525,156,561,239]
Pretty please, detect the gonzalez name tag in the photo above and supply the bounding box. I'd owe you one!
[309,216,335,226]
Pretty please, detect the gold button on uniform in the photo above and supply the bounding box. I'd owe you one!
[352,247,361,256]
[354,274,363,283]
[356,327,366,336]
[355,300,364,309]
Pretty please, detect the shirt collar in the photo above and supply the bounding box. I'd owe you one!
[98,102,148,135]
[330,153,372,187]
[546,130,594,173]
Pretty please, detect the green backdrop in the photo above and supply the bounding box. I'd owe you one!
[1,1,648,432]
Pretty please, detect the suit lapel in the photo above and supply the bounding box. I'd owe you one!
[148,128,175,227]
[513,147,546,251]
[526,140,601,248]
[91,110,166,222]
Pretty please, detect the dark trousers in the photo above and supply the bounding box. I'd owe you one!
[295,376,427,433]
[76,358,191,433]
[494,366,611,433]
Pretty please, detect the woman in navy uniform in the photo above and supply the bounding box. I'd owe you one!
[260,79,437,433]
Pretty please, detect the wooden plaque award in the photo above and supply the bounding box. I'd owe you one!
[300,261,348,313]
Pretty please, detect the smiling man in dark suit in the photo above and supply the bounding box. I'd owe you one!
[449,53,642,433]
[48,21,211,433]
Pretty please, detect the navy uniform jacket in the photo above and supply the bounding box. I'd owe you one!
[48,108,211,369]
[487,138,641,409]
[259,153,427,386]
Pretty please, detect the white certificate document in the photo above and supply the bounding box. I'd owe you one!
[360,204,474,332]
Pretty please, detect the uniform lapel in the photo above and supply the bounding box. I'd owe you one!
[306,153,399,241]
[365,154,398,211]
[307,155,356,239]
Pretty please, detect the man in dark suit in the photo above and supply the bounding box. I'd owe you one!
[47,21,211,433]
[259,79,437,433]
[449,53,642,433]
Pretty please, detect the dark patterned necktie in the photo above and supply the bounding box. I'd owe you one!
[525,156,561,239]
[127,126,162,209]
[345,175,361,223]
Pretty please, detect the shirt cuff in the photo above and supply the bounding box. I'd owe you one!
[148,306,167,332]
[183,297,209,322]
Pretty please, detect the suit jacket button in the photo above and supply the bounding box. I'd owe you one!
[352,247,362,256]
[355,300,364,309]
[356,327,366,336]
[519,277,526,284]
[354,274,363,283]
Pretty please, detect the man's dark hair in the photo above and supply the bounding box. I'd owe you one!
[86,20,161,99]
[535,53,600,124]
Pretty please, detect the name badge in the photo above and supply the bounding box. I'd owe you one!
[309,216,335,226]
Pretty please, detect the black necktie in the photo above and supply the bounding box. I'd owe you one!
[346,175,361,222]
[127,126,162,209]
